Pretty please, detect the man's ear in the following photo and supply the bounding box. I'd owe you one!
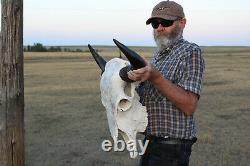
[179,18,186,29]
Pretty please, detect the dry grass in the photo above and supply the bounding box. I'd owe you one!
[24,47,250,166]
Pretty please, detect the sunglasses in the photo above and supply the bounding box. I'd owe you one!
[151,19,176,29]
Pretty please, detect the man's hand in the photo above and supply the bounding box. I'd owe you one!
[127,66,152,82]
[127,59,161,82]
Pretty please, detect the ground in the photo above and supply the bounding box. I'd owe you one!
[24,46,250,166]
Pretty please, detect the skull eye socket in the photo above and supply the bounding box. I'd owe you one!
[118,82,134,111]
[118,99,131,111]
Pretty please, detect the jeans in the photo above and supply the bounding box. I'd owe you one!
[139,138,195,166]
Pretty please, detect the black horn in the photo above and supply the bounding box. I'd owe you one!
[113,39,146,70]
[88,44,107,73]
[113,39,146,82]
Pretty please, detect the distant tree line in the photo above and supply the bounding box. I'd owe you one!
[24,43,85,52]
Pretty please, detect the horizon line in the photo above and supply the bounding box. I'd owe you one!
[23,44,250,47]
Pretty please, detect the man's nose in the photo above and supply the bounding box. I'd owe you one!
[156,24,164,32]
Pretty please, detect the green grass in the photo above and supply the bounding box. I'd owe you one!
[24,47,250,166]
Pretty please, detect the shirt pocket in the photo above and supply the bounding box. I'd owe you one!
[160,58,182,85]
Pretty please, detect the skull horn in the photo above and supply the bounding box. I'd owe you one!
[113,39,146,82]
[88,44,107,73]
[113,39,146,70]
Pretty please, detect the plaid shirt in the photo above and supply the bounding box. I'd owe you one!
[137,37,205,140]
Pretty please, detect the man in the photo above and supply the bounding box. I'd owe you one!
[128,1,205,166]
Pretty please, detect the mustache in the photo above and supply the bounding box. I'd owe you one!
[153,26,182,50]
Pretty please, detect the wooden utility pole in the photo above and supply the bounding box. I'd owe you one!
[0,0,24,166]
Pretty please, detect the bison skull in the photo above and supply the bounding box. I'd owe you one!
[88,39,148,158]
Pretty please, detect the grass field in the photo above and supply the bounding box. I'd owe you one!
[24,46,250,166]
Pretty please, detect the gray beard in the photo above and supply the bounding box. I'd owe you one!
[153,25,182,51]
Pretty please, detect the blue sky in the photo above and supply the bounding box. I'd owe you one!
[1,0,250,46]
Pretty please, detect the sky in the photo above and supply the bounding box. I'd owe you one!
[1,0,250,46]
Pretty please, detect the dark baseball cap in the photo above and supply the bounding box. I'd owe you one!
[146,0,185,25]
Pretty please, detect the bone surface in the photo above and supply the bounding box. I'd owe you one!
[100,58,148,158]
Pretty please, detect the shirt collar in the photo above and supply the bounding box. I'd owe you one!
[153,36,184,63]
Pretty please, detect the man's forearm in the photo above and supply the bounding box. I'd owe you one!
[149,70,198,115]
